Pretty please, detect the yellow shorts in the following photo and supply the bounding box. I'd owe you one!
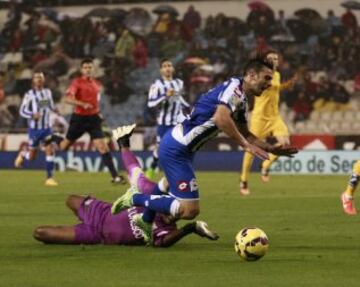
[250,116,289,140]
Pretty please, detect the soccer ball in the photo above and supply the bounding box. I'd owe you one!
[234,227,269,261]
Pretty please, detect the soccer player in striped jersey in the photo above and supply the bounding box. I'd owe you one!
[240,51,297,195]
[145,58,190,180]
[112,58,298,243]
[341,160,360,215]
[15,72,59,186]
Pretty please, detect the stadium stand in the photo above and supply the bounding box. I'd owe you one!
[0,1,359,135]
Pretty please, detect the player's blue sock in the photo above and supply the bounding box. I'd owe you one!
[142,185,163,223]
[133,193,176,215]
[45,156,54,178]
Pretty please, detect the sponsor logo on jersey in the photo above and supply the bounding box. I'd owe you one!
[128,207,146,239]
[39,99,50,108]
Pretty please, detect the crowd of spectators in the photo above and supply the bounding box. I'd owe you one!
[0,1,359,130]
[0,0,203,8]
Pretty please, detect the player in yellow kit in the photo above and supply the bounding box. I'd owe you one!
[240,51,296,195]
[341,160,360,215]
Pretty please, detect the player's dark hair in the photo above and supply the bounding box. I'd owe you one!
[81,58,94,66]
[160,58,171,67]
[32,70,45,77]
[262,49,278,59]
[243,58,273,75]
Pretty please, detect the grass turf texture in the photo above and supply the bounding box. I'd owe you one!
[1,170,360,287]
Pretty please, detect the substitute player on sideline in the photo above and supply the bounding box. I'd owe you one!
[47,59,125,184]
[341,160,360,215]
[15,72,59,186]
[145,58,190,180]
[240,51,297,195]
[112,58,298,243]
[33,125,218,246]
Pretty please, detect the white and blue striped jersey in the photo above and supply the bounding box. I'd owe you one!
[148,78,190,126]
[19,88,56,130]
[171,77,248,152]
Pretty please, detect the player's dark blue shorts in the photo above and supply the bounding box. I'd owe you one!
[159,131,199,200]
[156,125,174,144]
[28,128,52,148]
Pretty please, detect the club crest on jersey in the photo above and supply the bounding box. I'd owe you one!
[177,181,189,192]
[231,87,245,107]
[38,99,50,108]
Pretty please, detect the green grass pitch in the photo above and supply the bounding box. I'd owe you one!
[1,170,360,287]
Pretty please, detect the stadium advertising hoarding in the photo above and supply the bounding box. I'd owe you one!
[2,134,360,151]
[269,151,358,174]
[0,150,358,174]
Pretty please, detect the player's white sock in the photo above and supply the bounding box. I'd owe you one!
[158,177,168,193]
[22,151,30,160]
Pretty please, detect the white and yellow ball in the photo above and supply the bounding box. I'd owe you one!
[234,227,269,261]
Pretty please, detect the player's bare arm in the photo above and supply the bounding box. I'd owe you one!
[237,123,298,157]
[32,112,41,120]
[213,105,269,160]
[158,221,219,247]
[280,73,298,90]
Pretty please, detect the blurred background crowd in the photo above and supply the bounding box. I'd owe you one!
[0,0,359,135]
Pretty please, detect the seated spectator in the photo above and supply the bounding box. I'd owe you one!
[333,83,351,110]
[341,8,358,31]
[274,10,289,35]
[160,30,185,59]
[188,66,213,103]
[293,92,311,122]
[0,77,4,104]
[29,46,47,66]
[133,38,148,68]
[183,5,201,32]
[153,13,172,35]
[9,28,23,51]
[355,72,360,92]
[34,45,71,77]
[326,10,342,33]
[313,76,331,111]
[105,73,133,105]
[254,15,272,40]
[304,73,319,103]
[115,29,135,62]
[0,79,14,129]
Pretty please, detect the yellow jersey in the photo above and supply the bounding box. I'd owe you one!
[252,71,281,120]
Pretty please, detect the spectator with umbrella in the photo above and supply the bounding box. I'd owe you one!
[182,5,201,33]
[152,5,179,17]
[115,28,135,63]
[341,8,358,31]
[326,10,342,34]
